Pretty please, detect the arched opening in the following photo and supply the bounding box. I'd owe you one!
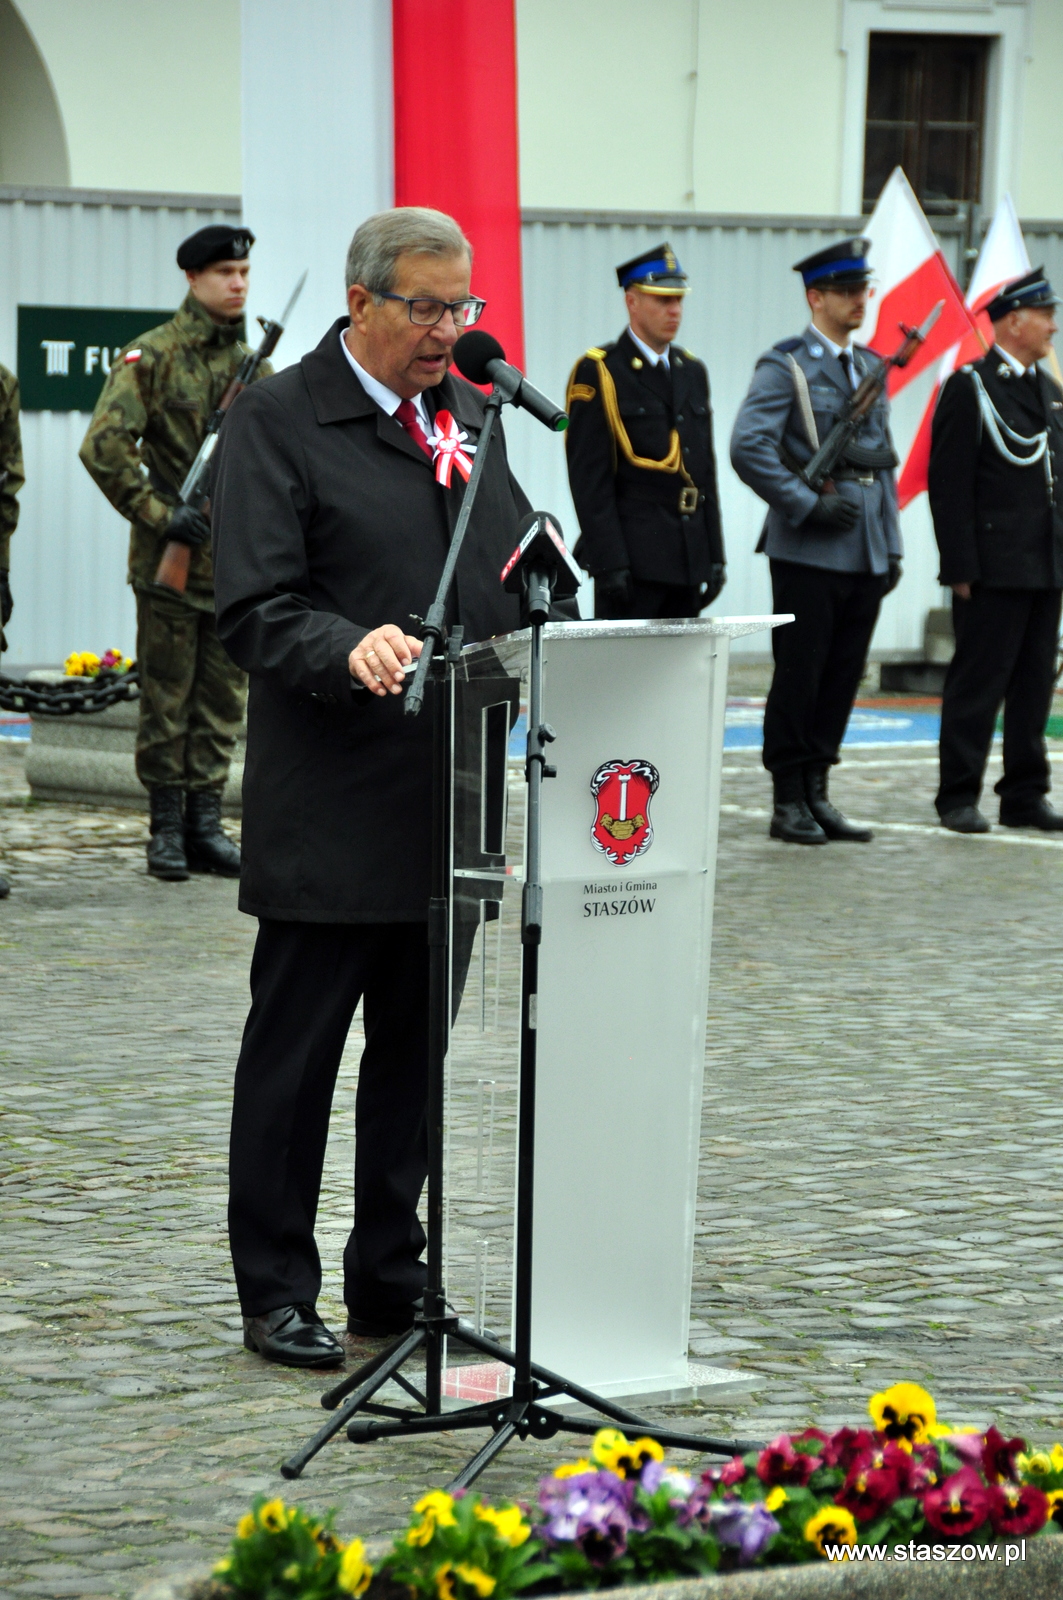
[0,0,70,186]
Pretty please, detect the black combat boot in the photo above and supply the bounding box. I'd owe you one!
[147,787,190,881]
[185,787,241,877]
[769,771,827,845]
[805,766,873,842]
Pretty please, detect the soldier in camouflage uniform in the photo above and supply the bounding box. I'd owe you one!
[0,361,24,900]
[79,224,267,882]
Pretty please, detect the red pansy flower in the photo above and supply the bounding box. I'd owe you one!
[922,1468,991,1538]
[982,1426,1025,1485]
[835,1461,904,1523]
[821,1428,876,1471]
[756,1434,822,1487]
[987,1482,1048,1539]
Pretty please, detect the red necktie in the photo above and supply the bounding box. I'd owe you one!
[396,398,432,459]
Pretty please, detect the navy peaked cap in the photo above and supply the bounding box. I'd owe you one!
[177,224,255,271]
[986,267,1059,321]
[793,236,872,288]
[616,243,689,294]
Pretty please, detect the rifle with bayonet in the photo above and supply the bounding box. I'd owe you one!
[154,270,307,594]
[795,301,944,493]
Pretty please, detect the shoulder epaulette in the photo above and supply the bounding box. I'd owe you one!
[586,346,608,361]
[773,337,803,353]
[959,364,974,374]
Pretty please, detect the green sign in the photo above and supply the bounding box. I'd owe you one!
[17,304,172,412]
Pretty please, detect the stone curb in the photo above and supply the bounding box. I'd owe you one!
[133,1538,1063,1600]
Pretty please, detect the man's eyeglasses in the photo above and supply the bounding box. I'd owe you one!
[379,293,487,328]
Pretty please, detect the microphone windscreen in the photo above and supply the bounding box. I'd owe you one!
[453,329,506,385]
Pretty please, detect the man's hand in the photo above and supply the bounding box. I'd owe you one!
[951,582,972,600]
[349,626,424,696]
[804,493,859,533]
[885,557,902,595]
[166,504,211,547]
[702,563,726,605]
[596,568,633,606]
[0,570,11,627]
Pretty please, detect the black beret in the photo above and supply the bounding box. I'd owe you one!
[177,224,255,271]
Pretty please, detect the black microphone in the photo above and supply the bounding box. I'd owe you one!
[452,331,568,432]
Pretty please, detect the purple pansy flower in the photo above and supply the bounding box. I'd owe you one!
[539,1470,636,1565]
[708,1499,780,1566]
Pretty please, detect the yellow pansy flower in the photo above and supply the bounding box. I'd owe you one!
[235,1512,256,1540]
[474,1503,530,1546]
[764,1487,788,1512]
[804,1505,858,1557]
[212,1559,231,1576]
[1018,1451,1052,1477]
[1046,1489,1063,1526]
[592,1428,665,1478]
[455,1564,497,1597]
[408,1490,457,1545]
[258,1498,289,1533]
[868,1382,936,1446]
[591,1428,627,1465]
[337,1538,373,1596]
[1051,1444,1063,1473]
[553,1459,592,1479]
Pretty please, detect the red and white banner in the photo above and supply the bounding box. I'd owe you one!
[857,167,973,396]
[897,195,1030,507]
[392,0,525,371]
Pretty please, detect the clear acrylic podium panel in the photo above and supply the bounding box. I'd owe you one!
[443,618,780,1401]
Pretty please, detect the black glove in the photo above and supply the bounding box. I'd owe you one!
[885,557,902,594]
[165,503,211,548]
[804,494,859,533]
[0,570,11,627]
[596,568,633,606]
[701,564,726,605]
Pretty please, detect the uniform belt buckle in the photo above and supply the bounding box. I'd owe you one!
[856,473,874,488]
[678,485,699,514]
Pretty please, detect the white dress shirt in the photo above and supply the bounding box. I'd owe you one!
[996,344,1035,378]
[339,332,432,433]
[626,327,670,369]
[808,324,858,389]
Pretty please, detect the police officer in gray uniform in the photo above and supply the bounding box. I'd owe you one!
[730,237,901,845]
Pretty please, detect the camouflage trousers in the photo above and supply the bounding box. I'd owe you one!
[134,586,247,790]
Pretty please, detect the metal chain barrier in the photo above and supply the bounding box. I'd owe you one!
[0,665,140,716]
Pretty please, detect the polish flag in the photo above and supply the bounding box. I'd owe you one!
[897,194,1030,507]
[857,167,974,396]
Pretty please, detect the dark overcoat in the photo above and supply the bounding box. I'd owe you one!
[564,329,724,585]
[210,319,529,924]
[929,350,1063,589]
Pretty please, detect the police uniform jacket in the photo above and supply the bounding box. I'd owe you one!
[211,319,530,924]
[729,326,900,576]
[928,350,1063,589]
[565,330,724,586]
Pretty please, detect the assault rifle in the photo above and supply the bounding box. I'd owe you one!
[154,270,307,593]
[798,301,943,493]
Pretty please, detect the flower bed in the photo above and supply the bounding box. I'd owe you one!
[190,1385,1063,1600]
[63,648,133,678]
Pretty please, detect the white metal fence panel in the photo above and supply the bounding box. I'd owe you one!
[0,186,239,665]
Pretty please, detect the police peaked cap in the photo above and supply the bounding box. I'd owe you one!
[177,224,255,271]
[793,236,872,288]
[986,267,1059,321]
[616,243,689,294]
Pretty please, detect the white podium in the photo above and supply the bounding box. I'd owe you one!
[442,617,784,1404]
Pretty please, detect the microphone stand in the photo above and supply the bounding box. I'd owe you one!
[282,392,759,1491]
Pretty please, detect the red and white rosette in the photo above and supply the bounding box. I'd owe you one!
[427,410,475,487]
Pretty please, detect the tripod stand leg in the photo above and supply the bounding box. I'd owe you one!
[445,1419,519,1493]
[281,1327,426,1478]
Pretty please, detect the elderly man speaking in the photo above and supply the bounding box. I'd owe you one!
[211,208,532,1367]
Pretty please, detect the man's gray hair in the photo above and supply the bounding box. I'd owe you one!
[345,207,472,295]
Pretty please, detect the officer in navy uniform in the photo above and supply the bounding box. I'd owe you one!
[730,237,901,845]
[565,244,725,619]
[929,267,1063,834]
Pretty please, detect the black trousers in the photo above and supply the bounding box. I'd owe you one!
[228,920,430,1319]
[763,560,886,780]
[936,585,1062,816]
[594,578,702,620]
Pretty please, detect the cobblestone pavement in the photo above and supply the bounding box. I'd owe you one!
[4,727,1063,1597]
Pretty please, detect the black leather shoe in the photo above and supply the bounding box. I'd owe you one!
[1000,799,1063,831]
[940,805,990,834]
[243,1303,345,1368]
[346,1298,422,1338]
[185,788,241,876]
[805,767,872,841]
[769,800,828,845]
[146,786,189,881]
